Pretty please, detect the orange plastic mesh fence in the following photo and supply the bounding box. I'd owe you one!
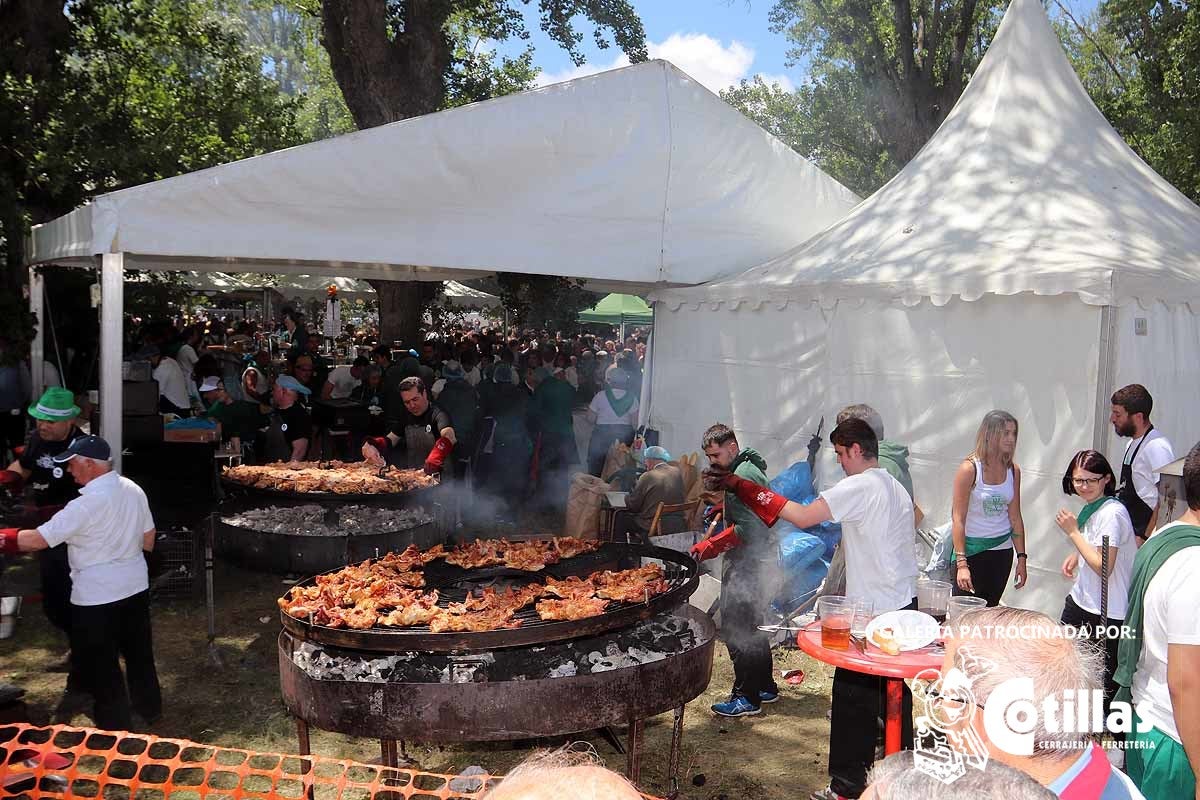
[0,725,497,800]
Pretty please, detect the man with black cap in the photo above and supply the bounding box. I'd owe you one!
[1,434,162,730]
[259,375,312,462]
[0,387,86,696]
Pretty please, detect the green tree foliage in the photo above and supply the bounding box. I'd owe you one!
[1097,0,1199,201]
[494,273,595,333]
[1,0,303,350]
[769,0,1006,172]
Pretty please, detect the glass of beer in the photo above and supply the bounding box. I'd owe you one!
[817,596,853,650]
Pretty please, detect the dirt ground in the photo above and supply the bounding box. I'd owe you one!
[0,559,838,800]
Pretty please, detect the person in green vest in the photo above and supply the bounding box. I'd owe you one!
[1114,441,1200,799]
[528,365,578,512]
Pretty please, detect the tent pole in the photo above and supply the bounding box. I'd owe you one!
[99,253,125,471]
[1091,305,1118,453]
[30,267,44,394]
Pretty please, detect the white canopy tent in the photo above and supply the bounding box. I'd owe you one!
[25,58,860,467]
[647,0,1200,615]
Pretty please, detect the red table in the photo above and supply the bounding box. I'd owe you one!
[797,621,945,754]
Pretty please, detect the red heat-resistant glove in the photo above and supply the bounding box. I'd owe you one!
[423,436,454,475]
[725,475,789,527]
[0,469,24,497]
[1,528,20,556]
[690,526,743,561]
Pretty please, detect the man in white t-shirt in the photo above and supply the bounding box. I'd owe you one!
[1,435,161,731]
[1116,441,1200,798]
[1110,384,1175,542]
[321,356,368,400]
[704,418,918,799]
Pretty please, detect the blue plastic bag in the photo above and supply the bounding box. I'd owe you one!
[769,461,841,612]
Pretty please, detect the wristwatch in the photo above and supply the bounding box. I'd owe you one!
[1016,552,1028,559]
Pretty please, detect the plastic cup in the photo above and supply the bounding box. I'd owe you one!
[817,596,852,650]
[947,595,987,622]
[847,598,875,638]
[918,580,953,623]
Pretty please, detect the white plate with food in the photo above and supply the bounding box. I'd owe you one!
[864,610,940,655]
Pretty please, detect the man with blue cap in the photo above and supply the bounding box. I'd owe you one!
[2,434,162,730]
[260,375,312,462]
[613,445,686,544]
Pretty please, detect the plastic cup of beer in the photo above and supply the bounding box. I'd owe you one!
[917,580,953,623]
[848,598,875,638]
[817,596,853,650]
[946,595,987,623]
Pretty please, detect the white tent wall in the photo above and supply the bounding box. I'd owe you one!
[647,293,1103,616]
[1108,302,1200,464]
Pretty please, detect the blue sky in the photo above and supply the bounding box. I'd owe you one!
[498,0,1099,95]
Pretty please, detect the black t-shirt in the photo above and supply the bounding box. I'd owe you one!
[19,426,84,507]
[278,403,312,446]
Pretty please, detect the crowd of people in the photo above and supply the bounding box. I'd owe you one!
[105,312,655,519]
[689,382,1189,800]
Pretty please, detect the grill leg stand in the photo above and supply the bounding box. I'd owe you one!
[667,705,685,796]
[625,718,644,784]
[295,718,310,755]
[205,514,223,668]
[381,739,398,768]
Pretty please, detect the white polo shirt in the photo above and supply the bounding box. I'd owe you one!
[821,467,918,612]
[38,470,155,606]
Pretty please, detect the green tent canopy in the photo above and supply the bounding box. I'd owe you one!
[578,293,653,326]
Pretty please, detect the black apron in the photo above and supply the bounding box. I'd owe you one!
[261,411,292,463]
[1117,426,1154,538]
[399,421,437,470]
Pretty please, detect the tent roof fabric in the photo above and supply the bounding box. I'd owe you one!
[27,60,859,290]
[655,0,1200,311]
[579,293,653,324]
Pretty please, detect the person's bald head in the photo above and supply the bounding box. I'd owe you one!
[483,750,641,800]
[940,606,1102,766]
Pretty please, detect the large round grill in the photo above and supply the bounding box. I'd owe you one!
[280,543,698,653]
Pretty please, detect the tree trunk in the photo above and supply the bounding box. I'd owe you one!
[318,1,454,335]
[367,279,438,349]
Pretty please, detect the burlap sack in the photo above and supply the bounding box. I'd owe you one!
[674,452,705,529]
[601,440,634,483]
[565,473,611,540]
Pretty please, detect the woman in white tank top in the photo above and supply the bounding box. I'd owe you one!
[950,410,1028,605]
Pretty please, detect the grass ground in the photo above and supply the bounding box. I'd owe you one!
[1,559,837,800]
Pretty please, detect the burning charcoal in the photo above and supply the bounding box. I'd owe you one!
[223,504,433,536]
[548,662,577,678]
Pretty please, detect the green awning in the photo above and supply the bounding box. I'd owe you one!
[578,293,653,325]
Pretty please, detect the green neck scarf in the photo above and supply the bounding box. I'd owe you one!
[1076,496,1116,531]
[1114,523,1200,703]
[605,387,636,419]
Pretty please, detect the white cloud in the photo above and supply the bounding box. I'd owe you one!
[535,32,794,95]
[755,73,796,93]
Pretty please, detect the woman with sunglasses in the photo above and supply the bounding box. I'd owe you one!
[1055,449,1135,711]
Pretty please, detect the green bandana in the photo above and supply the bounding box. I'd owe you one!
[1075,496,1116,532]
[604,387,636,419]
